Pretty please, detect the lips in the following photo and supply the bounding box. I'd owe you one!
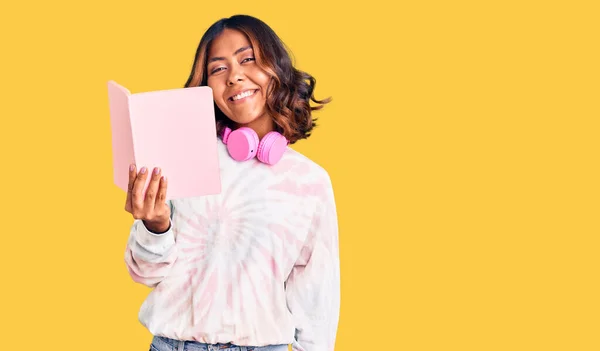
[228,89,258,102]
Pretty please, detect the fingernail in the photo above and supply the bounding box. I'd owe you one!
[154,167,160,175]
[140,167,147,174]
[130,164,135,171]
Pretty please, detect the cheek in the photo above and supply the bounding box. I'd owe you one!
[208,84,225,102]
[214,98,228,113]
[257,72,271,88]
[247,67,272,91]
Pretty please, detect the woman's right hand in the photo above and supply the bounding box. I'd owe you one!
[125,164,171,233]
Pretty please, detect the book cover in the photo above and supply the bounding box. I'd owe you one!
[107,80,221,200]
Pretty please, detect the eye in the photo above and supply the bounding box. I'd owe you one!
[241,57,255,63]
[210,67,225,75]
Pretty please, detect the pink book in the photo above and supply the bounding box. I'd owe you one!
[107,80,221,200]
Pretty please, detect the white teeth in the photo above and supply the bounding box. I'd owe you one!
[232,90,255,101]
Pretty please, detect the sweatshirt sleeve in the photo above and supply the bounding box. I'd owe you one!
[124,200,178,288]
[286,174,341,351]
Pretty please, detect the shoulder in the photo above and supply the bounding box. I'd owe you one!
[282,147,332,183]
[278,147,336,206]
[216,138,334,193]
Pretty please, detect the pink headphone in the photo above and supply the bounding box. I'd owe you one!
[221,126,289,165]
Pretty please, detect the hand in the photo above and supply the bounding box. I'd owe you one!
[125,164,171,232]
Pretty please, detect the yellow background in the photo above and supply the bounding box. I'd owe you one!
[1,0,598,350]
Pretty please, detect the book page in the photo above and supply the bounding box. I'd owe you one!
[107,81,136,194]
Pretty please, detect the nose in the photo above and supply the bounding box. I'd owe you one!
[227,63,245,86]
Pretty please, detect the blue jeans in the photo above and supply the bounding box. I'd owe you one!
[150,336,289,351]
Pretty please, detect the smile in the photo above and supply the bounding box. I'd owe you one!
[229,89,258,102]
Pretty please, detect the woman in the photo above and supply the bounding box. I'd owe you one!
[124,14,340,351]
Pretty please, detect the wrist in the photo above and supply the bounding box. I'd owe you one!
[143,217,170,233]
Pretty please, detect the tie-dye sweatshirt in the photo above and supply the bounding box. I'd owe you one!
[124,138,340,351]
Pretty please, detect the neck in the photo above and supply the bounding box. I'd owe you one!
[236,113,274,140]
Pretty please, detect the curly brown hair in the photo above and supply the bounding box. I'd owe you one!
[184,15,331,144]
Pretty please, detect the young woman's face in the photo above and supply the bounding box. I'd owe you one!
[206,29,272,130]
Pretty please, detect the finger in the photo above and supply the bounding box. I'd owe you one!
[155,175,168,212]
[143,167,162,215]
[131,166,149,215]
[125,164,137,213]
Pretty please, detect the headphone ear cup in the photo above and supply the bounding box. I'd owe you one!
[257,131,288,165]
[226,127,259,161]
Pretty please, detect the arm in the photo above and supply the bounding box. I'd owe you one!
[124,200,178,288]
[286,175,341,351]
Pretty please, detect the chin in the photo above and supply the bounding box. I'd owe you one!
[227,116,255,126]
[229,112,267,126]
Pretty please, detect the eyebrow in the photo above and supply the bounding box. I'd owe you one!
[208,46,253,63]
